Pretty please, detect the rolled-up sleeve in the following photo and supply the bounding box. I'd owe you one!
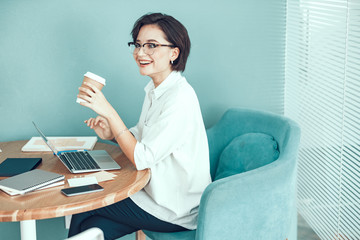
[129,124,140,140]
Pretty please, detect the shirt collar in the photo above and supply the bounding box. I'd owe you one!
[144,71,182,99]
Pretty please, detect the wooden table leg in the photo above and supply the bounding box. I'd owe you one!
[136,230,146,240]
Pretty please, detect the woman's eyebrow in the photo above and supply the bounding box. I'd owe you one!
[135,39,160,43]
[147,39,159,43]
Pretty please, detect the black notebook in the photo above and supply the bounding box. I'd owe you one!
[0,158,42,177]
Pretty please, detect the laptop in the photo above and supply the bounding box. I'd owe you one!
[32,122,121,173]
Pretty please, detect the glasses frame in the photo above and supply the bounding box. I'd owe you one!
[128,42,176,55]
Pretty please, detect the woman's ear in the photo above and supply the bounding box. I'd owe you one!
[171,47,180,62]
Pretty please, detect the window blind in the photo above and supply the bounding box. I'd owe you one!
[285,0,360,239]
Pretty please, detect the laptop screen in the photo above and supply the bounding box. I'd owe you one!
[32,121,58,155]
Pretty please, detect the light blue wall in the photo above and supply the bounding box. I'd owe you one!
[0,0,286,239]
[0,0,285,142]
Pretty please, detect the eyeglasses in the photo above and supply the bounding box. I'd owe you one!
[128,42,176,55]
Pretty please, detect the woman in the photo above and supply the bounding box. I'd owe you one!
[68,12,211,239]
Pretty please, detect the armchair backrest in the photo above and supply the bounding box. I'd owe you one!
[206,108,300,180]
[197,108,301,240]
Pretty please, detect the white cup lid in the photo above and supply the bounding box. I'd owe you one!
[84,72,106,85]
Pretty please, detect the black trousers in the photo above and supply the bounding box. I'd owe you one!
[68,197,187,240]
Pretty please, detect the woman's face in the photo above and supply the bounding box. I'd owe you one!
[133,24,178,86]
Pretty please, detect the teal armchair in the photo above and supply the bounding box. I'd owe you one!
[143,108,301,240]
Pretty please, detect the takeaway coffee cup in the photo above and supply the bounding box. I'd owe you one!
[76,72,106,103]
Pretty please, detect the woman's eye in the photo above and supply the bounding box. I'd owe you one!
[134,43,141,48]
[148,43,157,49]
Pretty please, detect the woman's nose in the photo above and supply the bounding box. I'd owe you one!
[137,46,147,56]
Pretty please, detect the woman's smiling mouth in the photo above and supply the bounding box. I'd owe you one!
[139,60,152,66]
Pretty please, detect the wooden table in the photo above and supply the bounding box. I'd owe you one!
[0,140,150,240]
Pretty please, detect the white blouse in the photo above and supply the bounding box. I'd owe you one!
[129,71,211,230]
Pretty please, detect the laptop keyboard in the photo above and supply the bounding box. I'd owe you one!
[60,151,100,171]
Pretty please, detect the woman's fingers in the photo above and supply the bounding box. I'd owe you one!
[78,82,110,118]
[78,86,95,103]
[88,118,94,128]
[84,118,92,124]
[85,116,108,129]
[84,118,95,128]
[94,116,102,125]
[95,116,108,129]
[78,86,95,96]
[83,82,100,93]
[78,84,104,106]
[78,94,92,103]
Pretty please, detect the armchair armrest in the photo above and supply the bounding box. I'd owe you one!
[195,159,296,240]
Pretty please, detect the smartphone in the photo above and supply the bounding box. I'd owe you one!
[61,184,104,197]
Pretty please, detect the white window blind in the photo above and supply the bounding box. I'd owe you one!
[285,0,360,239]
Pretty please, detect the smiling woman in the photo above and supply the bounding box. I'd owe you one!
[70,12,211,240]
[130,24,180,87]
[130,13,191,72]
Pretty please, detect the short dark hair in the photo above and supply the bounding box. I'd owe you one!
[131,13,191,72]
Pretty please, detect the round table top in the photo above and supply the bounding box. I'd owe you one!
[0,140,150,222]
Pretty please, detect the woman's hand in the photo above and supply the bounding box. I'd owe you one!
[78,82,113,118]
[85,116,114,140]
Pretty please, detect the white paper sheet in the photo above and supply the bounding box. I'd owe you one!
[67,177,98,187]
